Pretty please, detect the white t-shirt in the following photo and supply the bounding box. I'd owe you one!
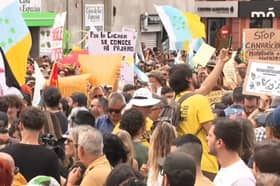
[214,159,256,186]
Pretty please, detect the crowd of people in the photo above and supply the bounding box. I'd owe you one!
[0,45,280,186]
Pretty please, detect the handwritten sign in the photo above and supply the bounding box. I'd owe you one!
[51,12,66,61]
[207,90,224,105]
[243,60,280,96]
[244,29,280,61]
[192,43,216,67]
[88,32,136,56]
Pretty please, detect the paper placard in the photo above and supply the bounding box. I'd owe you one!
[79,54,122,90]
[88,31,137,56]
[192,43,216,67]
[243,60,280,96]
[243,29,280,61]
[207,90,224,105]
[58,74,91,97]
[223,51,237,83]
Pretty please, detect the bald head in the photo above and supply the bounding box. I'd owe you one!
[0,152,15,168]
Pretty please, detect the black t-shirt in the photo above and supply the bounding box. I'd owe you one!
[1,143,60,182]
[54,111,68,134]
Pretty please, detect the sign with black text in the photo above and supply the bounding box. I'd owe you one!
[88,32,136,56]
[244,29,280,61]
[243,60,280,97]
[18,0,41,12]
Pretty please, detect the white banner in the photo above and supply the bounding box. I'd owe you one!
[84,4,104,31]
[88,31,136,56]
[51,12,66,61]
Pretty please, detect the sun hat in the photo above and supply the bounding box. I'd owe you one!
[129,88,160,107]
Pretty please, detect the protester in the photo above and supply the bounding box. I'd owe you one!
[146,122,176,186]
[207,118,255,185]
[105,163,146,186]
[253,140,280,175]
[0,157,13,186]
[43,87,68,134]
[90,96,108,118]
[103,133,128,167]
[67,128,111,186]
[120,108,148,169]
[169,63,218,179]
[5,95,24,128]
[159,151,196,186]
[96,92,126,134]
[224,87,246,119]
[116,129,138,170]
[115,88,160,146]
[172,134,213,186]
[1,107,60,182]
[255,173,280,186]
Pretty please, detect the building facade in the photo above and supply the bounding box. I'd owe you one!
[21,0,280,56]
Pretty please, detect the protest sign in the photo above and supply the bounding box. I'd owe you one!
[88,31,137,56]
[207,90,224,105]
[51,12,66,61]
[223,51,237,84]
[243,29,280,61]
[84,4,104,31]
[79,54,122,90]
[58,74,91,97]
[192,43,216,67]
[243,60,280,97]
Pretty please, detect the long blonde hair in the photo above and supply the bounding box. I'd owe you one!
[148,122,177,183]
[116,129,136,162]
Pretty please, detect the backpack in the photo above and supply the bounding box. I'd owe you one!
[156,92,195,128]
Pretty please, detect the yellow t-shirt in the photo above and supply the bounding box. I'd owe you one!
[176,91,218,174]
[112,117,153,147]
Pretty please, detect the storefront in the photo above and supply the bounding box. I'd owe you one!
[20,0,56,57]
[140,14,163,49]
[194,1,238,49]
[232,0,280,49]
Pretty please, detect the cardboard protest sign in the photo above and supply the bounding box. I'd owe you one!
[88,32,137,56]
[243,29,280,61]
[51,12,67,61]
[192,43,216,67]
[79,54,122,90]
[243,60,280,97]
[207,90,224,105]
[58,74,91,97]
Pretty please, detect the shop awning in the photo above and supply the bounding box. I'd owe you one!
[22,12,56,27]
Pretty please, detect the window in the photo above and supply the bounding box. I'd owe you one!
[250,18,273,28]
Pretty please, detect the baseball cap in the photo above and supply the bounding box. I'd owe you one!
[158,151,196,185]
[27,176,60,186]
[129,88,160,107]
[147,70,164,85]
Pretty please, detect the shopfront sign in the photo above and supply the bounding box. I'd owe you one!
[239,0,280,18]
[84,4,104,31]
[18,0,41,12]
[194,1,238,18]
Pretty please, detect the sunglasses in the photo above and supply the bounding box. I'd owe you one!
[94,95,103,98]
[109,106,125,114]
